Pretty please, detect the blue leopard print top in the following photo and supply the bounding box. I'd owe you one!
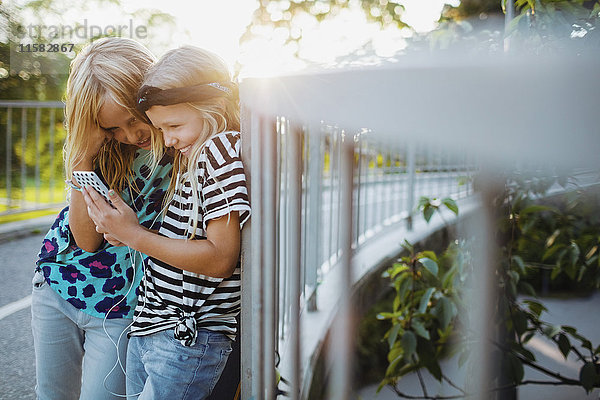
[36,150,172,319]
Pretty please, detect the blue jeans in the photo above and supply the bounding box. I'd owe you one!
[126,328,233,400]
[30,271,131,400]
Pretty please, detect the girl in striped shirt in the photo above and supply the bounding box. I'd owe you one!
[83,45,250,400]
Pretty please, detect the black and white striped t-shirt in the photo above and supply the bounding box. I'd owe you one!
[130,131,250,346]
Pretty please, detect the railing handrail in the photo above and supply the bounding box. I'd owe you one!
[240,54,600,169]
[0,100,64,108]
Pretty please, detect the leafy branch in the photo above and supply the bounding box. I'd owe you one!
[378,171,600,399]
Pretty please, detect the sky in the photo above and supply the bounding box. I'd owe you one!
[10,0,459,78]
[128,0,458,77]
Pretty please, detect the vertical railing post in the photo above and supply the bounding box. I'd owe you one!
[327,132,355,400]
[406,141,416,230]
[306,125,322,311]
[328,128,336,270]
[386,149,393,224]
[241,108,264,400]
[48,108,56,203]
[279,119,289,341]
[21,108,27,208]
[355,136,363,244]
[274,118,282,349]
[6,107,12,209]
[466,173,503,400]
[288,122,303,400]
[335,131,343,260]
[35,107,41,205]
[263,116,278,400]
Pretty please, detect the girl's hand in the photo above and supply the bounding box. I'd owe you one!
[82,186,141,247]
[103,233,126,247]
[75,126,112,170]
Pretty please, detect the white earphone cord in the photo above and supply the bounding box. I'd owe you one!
[102,178,172,398]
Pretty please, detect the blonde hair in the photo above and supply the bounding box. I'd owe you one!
[143,45,240,238]
[64,37,156,194]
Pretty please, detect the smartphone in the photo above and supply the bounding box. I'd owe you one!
[72,171,111,202]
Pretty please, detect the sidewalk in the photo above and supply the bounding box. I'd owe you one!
[0,215,56,243]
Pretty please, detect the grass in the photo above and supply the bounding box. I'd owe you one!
[0,183,67,204]
[0,181,66,224]
[0,207,62,224]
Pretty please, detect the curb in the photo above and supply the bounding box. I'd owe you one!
[0,215,56,243]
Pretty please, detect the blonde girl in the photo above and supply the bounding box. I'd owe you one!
[83,45,250,400]
[33,37,172,400]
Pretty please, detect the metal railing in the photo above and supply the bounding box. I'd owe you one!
[239,54,600,399]
[0,100,67,216]
[239,118,476,400]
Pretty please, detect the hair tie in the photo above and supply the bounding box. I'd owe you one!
[136,81,234,124]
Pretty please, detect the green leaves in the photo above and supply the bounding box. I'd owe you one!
[442,198,459,215]
[401,331,417,362]
[580,362,600,393]
[557,333,571,359]
[418,196,459,223]
[379,240,465,388]
[387,324,402,348]
[418,258,439,277]
[379,179,600,396]
[433,296,454,330]
[523,299,547,318]
[411,319,430,340]
[418,288,435,314]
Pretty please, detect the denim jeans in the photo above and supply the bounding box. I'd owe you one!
[30,271,131,400]
[126,328,233,400]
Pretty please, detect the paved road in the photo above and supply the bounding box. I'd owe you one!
[0,233,44,400]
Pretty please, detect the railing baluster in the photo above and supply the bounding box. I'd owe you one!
[263,116,278,400]
[328,128,335,272]
[327,133,354,400]
[362,141,369,241]
[288,122,303,400]
[302,128,309,296]
[35,107,41,206]
[243,110,264,399]
[280,118,289,341]
[6,107,12,210]
[384,150,394,224]
[355,135,363,244]
[21,108,27,209]
[377,148,384,229]
[306,124,321,311]
[406,141,416,230]
[274,117,282,350]
[49,108,56,203]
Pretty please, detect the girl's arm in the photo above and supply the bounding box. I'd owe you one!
[83,187,241,278]
[68,127,110,252]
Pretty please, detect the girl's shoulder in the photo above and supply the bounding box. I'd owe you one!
[205,130,241,147]
[201,130,242,158]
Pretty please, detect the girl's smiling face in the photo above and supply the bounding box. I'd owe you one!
[98,97,152,149]
[145,103,205,158]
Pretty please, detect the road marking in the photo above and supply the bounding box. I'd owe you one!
[0,295,32,320]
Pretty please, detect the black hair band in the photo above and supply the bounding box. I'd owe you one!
[135,82,234,123]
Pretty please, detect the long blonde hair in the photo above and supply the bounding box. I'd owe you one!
[64,37,156,193]
[143,46,240,238]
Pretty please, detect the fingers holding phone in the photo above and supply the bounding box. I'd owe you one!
[82,185,142,247]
